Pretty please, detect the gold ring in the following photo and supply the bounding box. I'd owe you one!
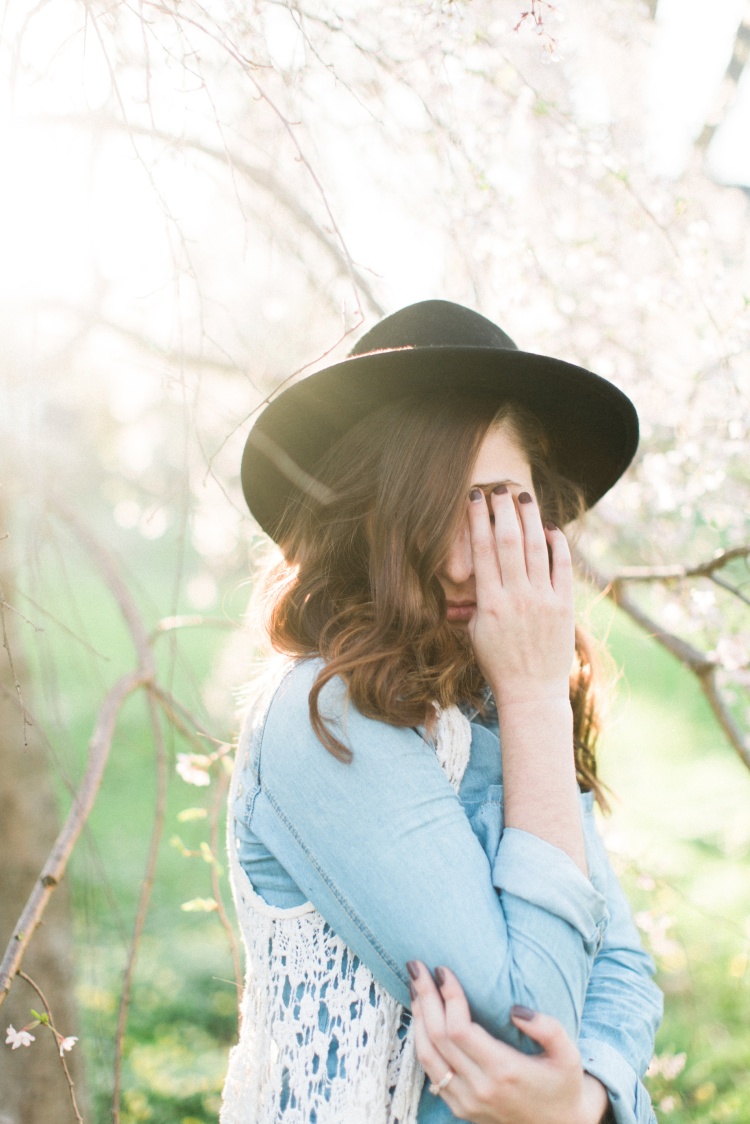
[428,1069,455,1096]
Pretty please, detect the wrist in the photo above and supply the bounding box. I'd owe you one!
[490,679,572,711]
[494,692,574,741]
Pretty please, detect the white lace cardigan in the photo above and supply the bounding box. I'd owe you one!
[220,703,472,1124]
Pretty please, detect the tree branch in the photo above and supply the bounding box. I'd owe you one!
[573,547,750,772]
[0,670,147,1006]
[611,545,750,583]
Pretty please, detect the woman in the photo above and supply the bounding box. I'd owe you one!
[221,300,662,1124]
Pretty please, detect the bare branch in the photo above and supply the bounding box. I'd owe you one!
[612,545,750,584]
[149,683,221,751]
[574,548,750,770]
[0,670,147,1006]
[149,614,236,645]
[575,548,715,674]
[0,505,159,1007]
[700,667,750,771]
[710,572,750,610]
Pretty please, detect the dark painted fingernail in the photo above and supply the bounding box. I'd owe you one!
[518,492,532,504]
[406,960,420,980]
[469,488,483,502]
[492,484,508,495]
[545,520,557,531]
[409,981,417,1000]
[511,1004,536,1021]
[434,966,445,986]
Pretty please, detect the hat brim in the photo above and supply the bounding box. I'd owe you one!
[241,345,639,539]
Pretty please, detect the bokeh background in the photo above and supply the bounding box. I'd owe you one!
[1,1,750,1121]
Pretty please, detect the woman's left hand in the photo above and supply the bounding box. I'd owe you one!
[409,962,610,1124]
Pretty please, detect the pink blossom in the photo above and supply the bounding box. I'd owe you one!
[176,753,211,786]
[59,1035,78,1056]
[5,1025,35,1049]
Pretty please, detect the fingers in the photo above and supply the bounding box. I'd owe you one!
[510,1006,581,1066]
[515,491,552,586]
[436,966,518,1071]
[489,485,527,587]
[408,962,487,1087]
[466,487,501,609]
[468,485,561,591]
[543,520,573,600]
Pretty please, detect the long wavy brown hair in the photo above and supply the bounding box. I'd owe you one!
[261,393,608,809]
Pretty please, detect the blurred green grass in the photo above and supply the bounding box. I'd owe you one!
[591,599,750,1124]
[26,538,750,1123]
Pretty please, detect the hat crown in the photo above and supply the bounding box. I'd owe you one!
[349,299,518,356]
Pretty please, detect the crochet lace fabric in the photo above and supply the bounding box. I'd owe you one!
[220,702,471,1124]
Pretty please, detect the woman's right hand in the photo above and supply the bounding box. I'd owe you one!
[466,484,587,874]
[466,485,574,710]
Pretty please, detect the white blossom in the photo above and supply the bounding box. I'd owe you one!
[5,1025,35,1049]
[59,1035,78,1056]
[176,753,211,786]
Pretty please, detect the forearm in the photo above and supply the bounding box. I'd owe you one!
[494,693,588,875]
[582,1074,613,1124]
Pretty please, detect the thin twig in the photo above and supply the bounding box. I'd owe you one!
[710,572,750,610]
[149,614,235,645]
[18,971,84,1124]
[0,597,44,632]
[51,501,153,672]
[149,683,221,750]
[210,767,243,1025]
[14,586,112,661]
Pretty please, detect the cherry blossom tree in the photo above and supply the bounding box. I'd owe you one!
[1,0,748,1118]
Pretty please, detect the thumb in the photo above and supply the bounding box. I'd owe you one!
[510,1006,580,1064]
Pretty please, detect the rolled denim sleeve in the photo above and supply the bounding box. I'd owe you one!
[239,660,607,1049]
[494,829,608,953]
[578,810,663,1124]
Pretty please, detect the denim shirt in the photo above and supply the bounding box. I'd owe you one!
[233,658,662,1123]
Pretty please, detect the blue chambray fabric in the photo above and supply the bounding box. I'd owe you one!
[232,658,661,1123]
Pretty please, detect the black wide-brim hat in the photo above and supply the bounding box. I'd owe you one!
[242,299,639,539]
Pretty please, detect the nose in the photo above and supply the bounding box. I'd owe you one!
[440,519,474,588]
